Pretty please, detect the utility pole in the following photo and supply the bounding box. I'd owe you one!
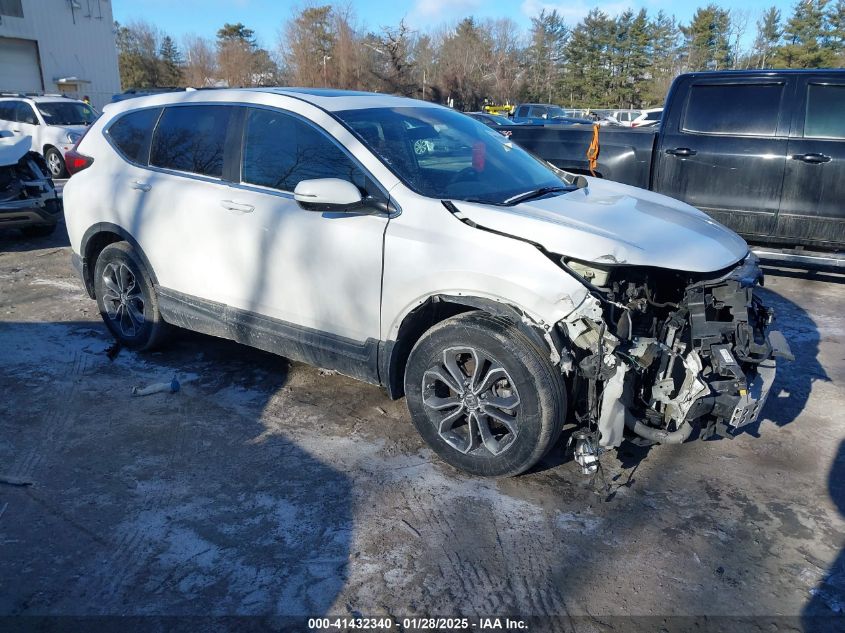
[322,55,331,87]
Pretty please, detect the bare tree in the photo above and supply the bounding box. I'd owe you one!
[729,9,752,68]
[182,35,218,87]
[280,6,336,87]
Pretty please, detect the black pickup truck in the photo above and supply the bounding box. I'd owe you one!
[503,70,845,262]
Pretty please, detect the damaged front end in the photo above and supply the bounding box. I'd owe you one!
[557,253,792,448]
[0,137,61,231]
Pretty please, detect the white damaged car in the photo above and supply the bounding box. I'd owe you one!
[63,89,792,476]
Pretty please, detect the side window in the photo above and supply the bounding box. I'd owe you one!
[15,102,37,124]
[242,108,365,192]
[531,106,548,119]
[0,102,14,121]
[683,83,783,136]
[516,106,528,118]
[106,108,162,165]
[150,105,232,177]
[805,84,845,139]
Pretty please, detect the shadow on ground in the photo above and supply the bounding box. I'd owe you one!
[0,320,353,618]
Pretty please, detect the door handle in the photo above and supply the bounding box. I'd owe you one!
[665,147,697,157]
[130,180,151,192]
[791,153,831,164]
[220,200,254,213]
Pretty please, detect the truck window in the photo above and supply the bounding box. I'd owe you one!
[805,84,845,139]
[516,106,528,118]
[683,83,783,137]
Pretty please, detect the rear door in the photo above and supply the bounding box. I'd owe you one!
[117,103,244,307]
[14,101,40,147]
[779,74,845,249]
[0,101,15,134]
[654,76,792,242]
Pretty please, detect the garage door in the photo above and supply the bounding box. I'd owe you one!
[0,38,43,93]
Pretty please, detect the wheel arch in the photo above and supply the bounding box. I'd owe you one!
[379,294,560,400]
[79,223,158,299]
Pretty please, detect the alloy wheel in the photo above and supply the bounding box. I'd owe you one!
[46,151,63,177]
[101,262,145,337]
[421,346,521,456]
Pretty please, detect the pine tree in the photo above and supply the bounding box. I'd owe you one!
[681,5,732,71]
[524,10,567,103]
[752,7,782,68]
[562,9,615,107]
[158,35,183,86]
[645,11,681,106]
[773,0,836,67]
[827,0,845,63]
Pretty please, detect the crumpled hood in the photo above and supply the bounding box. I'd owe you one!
[452,177,749,273]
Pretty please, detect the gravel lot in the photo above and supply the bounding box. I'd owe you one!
[0,219,843,632]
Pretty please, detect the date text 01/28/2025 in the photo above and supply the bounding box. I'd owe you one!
[307,617,529,630]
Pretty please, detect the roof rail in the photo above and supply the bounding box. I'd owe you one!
[0,91,72,98]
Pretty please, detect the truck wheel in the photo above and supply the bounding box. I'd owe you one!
[93,242,169,351]
[44,147,67,179]
[405,312,566,477]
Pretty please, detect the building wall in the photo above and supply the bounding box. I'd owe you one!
[0,0,121,109]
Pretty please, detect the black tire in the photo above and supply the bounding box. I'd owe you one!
[21,224,56,238]
[44,147,67,179]
[405,312,566,477]
[93,241,169,351]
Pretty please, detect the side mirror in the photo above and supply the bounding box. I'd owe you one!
[293,178,363,212]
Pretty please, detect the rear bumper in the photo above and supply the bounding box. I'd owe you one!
[0,196,61,229]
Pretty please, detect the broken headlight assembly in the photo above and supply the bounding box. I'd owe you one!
[557,253,792,447]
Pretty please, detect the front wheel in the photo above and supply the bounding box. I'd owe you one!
[93,242,169,350]
[44,147,67,179]
[405,312,566,477]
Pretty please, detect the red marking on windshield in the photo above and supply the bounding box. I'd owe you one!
[472,142,486,171]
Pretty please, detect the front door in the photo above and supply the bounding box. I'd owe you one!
[779,74,845,249]
[219,106,388,347]
[654,77,792,243]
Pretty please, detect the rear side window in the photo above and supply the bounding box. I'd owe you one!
[106,108,161,165]
[0,102,14,121]
[15,102,37,124]
[805,84,845,139]
[516,106,528,118]
[241,108,365,192]
[151,105,232,177]
[683,83,783,136]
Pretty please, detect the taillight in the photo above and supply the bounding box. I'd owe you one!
[64,149,94,175]
[64,126,93,176]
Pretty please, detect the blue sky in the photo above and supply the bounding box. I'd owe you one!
[112,0,798,49]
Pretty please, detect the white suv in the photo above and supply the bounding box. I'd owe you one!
[63,88,789,476]
[0,95,98,178]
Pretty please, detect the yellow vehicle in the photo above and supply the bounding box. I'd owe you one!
[482,103,515,117]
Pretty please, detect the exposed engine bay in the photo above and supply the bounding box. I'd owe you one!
[557,253,792,448]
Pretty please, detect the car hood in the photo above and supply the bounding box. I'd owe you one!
[452,178,749,273]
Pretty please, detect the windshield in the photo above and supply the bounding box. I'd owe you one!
[335,106,567,205]
[36,101,97,126]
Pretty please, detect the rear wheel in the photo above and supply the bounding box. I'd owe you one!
[44,147,67,179]
[405,312,566,477]
[93,242,169,350]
